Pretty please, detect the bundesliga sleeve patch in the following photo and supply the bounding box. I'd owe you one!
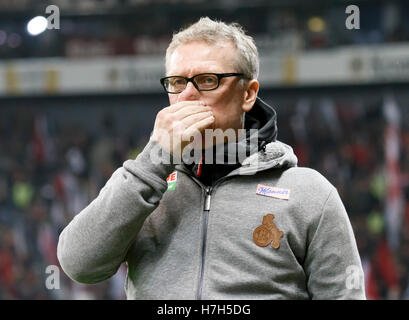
[166,171,177,190]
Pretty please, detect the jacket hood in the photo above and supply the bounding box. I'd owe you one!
[236,139,298,175]
[238,97,297,173]
[218,96,279,164]
[245,96,278,149]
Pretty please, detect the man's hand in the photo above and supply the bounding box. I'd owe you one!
[151,101,214,157]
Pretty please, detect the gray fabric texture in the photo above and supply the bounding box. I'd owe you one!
[57,138,366,300]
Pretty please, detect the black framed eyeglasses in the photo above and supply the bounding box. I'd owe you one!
[160,72,246,94]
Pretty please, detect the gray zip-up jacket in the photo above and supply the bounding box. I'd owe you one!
[57,137,366,299]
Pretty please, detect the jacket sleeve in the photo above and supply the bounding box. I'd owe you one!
[303,187,366,299]
[57,139,175,284]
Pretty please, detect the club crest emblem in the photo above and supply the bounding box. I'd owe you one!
[253,214,283,249]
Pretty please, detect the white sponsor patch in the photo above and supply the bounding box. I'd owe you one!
[256,184,290,200]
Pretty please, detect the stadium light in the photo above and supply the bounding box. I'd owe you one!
[27,16,48,36]
[307,17,326,33]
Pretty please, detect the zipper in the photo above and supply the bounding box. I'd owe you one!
[196,186,212,300]
[175,167,233,300]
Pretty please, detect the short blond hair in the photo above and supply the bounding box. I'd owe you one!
[165,17,259,80]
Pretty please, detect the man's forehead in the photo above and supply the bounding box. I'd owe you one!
[167,40,236,73]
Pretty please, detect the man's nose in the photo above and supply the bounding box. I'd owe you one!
[177,81,200,101]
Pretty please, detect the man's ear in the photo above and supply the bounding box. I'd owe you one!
[242,79,259,112]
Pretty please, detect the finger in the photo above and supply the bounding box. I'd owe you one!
[182,115,215,140]
[173,105,212,120]
[179,111,214,129]
[168,100,205,113]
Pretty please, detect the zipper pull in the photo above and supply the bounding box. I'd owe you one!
[204,187,212,211]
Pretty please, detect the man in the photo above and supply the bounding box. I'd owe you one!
[57,17,366,299]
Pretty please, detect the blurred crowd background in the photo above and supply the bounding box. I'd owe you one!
[1,0,409,299]
[1,0,409,58]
